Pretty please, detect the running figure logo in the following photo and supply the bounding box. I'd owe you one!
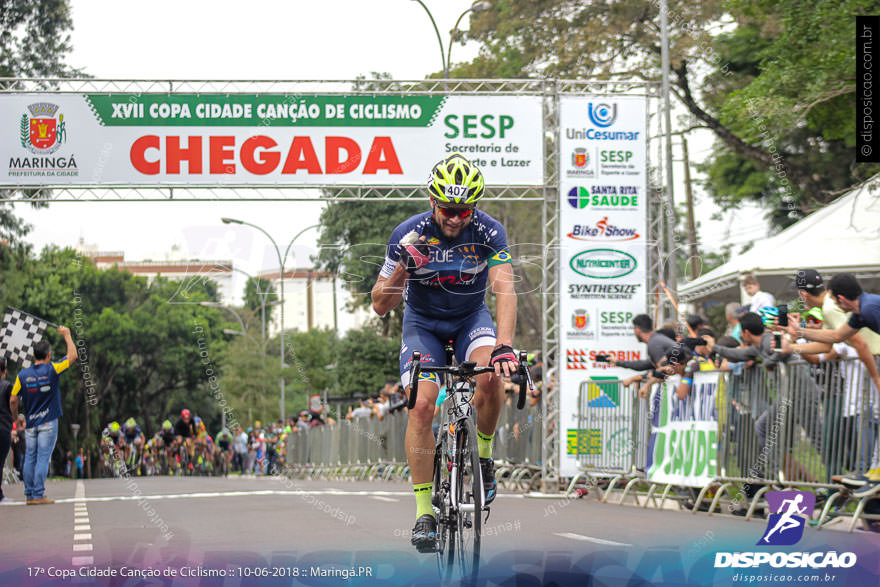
[758,491,816,546]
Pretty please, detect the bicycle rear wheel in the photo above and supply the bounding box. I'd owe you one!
[453,417,482,584]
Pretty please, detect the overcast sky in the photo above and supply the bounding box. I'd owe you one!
[15,0,768,301]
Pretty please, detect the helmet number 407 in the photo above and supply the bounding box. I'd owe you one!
[445,185,469,198]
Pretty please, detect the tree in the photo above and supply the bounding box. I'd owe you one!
[217,326,281,427]
[314,199,423,335]
[243,276,277,329]
[0,0,81,78]
[463,0,879,229]
[1,247,232,471]
[336,327,401,396]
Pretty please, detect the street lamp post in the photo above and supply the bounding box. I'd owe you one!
[410,0,491,80]
[222,218,320,423]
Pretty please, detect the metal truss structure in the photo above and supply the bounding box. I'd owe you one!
[1,77,666,489]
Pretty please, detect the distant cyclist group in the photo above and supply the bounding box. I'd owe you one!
[99,409,290,477]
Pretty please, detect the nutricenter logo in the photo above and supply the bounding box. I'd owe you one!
[715,490,856,571]
[570,249,636,279]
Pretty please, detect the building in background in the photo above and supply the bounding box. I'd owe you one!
[77,240,236,302]
[259,267,371,336]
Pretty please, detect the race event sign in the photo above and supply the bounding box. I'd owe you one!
[1,94,543,186]
[557,96,648,477]
[647,371,720,488]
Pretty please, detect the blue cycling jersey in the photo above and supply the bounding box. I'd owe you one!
[380,210,513,320]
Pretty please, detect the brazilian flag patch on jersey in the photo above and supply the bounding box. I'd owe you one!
[488,249,513,267]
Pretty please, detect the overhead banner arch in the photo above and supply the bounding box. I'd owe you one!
[0,77,663,489]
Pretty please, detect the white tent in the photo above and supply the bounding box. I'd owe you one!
[679,179,880,305]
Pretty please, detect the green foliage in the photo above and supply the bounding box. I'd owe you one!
[0,247,232,474]
[243,277,276,327]
[314,198,424,333]
[336,327,401,396]
[0,0,81,78]
[463,0,880,229]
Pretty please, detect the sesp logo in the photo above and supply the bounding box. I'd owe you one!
[588,103,617,127]
[758,491,816,546]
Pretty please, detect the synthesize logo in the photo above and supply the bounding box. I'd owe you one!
[572,148,589,168]
[759,491,816,546]
[567,217,640,242]
[568,186,590,209]
[588,103,617,127]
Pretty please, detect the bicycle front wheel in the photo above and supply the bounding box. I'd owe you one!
[453,418,482,584]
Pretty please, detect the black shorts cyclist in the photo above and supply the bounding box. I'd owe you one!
[371,153,519,551]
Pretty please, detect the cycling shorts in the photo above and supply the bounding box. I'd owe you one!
[398,306,497,388]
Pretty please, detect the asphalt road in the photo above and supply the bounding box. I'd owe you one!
[1,475,878,586]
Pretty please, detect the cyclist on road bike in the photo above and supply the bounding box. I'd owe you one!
[174,409,197,467]
[371,153,519,551]
[102,421,123,449]
[122,417,145,467]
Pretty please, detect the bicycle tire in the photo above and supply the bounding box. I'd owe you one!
[432,435,455,577]
[453,417,482,584]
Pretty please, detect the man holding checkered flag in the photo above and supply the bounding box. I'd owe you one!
[9,322,77,505]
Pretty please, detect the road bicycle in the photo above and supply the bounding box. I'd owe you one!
[408,344,533,584]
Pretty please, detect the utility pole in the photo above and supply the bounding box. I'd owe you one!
[682,135,700,280]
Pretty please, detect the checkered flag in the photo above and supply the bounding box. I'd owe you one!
[0,307,51,368]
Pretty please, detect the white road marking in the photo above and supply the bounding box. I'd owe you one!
[369,496,399,502]
[72,481,95,564]
[554,532,631,547]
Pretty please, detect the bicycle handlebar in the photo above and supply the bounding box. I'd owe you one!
[407,349,534,410]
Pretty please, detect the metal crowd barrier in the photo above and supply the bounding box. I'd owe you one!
[569,357,880,532]
[285,398,545,490]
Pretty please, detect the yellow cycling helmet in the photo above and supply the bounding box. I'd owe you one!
[427,153,485,205]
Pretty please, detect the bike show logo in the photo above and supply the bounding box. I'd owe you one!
[570,249,637,279]
[566,186,639,209]
[567,217,640,242]
[567,309,595,339]
[588,102,617,127]
[715,490,857,571]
